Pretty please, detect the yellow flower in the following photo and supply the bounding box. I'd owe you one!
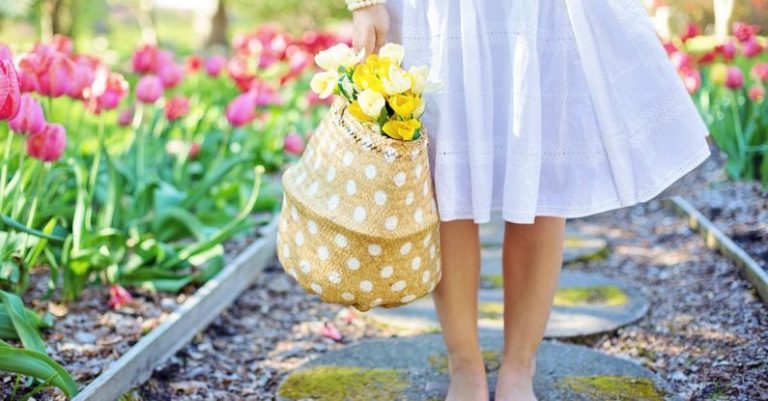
[388,94,421,118]
[352,64,385,93]
[382,65,411,95]
[310,70,339,99]
[358,89,386,118]
[349,101,374,123]
[408,65,430,94]
[315,43,365,71]
[382,119,421,141]
[379,43,405,65]
[709,63,728,86]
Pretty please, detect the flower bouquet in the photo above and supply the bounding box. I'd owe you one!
[277,43,441,311]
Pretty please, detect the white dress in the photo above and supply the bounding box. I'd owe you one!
[386,0,712,224]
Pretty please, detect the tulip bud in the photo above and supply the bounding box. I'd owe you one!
[0,59,20,121]
[681,69,701,94]
[748,86,765,102]
[135,75,164,104]
[185,55,202,73]
[284,133,305,155]
[742,39,763,58]
[118,107,134,127]
[26,123,66,162]
[164,95,190,121]
[753,63,768,82]
[725,67,744,90]
[9,94,45,135]
[225,92,257,127]
[37,54,75,98]
[204,55,227,77]
[108,284,133,309]
[158,62,184,89]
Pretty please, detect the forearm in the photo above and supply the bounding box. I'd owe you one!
[346,0,385,11]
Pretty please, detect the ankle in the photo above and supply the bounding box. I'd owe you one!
[500,357,536,377]
[447,353,486,377]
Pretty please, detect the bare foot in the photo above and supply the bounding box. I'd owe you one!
[446,366,489,401]
[494,363,537,401]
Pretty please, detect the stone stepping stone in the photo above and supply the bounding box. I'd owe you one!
[364,271,649,339]
[277,334,676,401]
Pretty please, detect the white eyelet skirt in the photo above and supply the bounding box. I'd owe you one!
[386,0,711,224]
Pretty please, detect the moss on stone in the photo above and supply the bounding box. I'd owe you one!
[564,237,609,263]
[278,365,409,401]
[480,274,504,289]
[478,302,504,320]
[429,351,501,374]
[558,375,665,401]
[553,286,629,307]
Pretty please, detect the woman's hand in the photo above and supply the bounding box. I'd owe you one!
[352,4,390,56]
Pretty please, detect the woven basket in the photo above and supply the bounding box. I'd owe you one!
[277,100,441,311]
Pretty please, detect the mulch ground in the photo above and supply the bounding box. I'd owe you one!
[136,201,767,401]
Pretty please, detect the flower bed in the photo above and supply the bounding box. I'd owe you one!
[0,26,341,399]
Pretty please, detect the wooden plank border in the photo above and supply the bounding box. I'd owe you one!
[72,216,280,401]
[664,196,768,303]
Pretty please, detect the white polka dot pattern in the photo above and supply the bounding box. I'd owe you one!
[276,102,441,311]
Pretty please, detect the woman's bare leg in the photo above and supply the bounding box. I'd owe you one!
[433,220,488,401]
[494,216,566,401]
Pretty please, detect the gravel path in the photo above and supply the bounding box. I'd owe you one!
[136,201,766,401]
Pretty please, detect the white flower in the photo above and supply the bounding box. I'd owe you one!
[310,70,339,99]
[414,97,426,118]
[408,65,430,94]
[314,44,365,71]
[379,43,405,65]
[382,65,411,95]
[357,89,386,118]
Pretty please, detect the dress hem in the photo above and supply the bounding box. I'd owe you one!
[437,141,712,224]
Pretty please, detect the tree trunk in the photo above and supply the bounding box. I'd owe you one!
[714,0,735,40]
[207,0,228,47]
[51,0,64,35]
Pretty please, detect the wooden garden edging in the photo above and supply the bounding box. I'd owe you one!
[71,216,280,401]
[664,196,768,304]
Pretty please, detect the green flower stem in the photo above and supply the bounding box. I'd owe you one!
[84,113,106,231]
[0,129,14,213]
[730,91,746,173]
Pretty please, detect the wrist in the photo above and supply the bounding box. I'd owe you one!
[346,0,385,12]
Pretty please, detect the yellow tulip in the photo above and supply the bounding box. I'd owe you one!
[709,63,728,86]
[352,65,385,93]
[388,94,420,118]
[382,119,421,141]
[349,101,374,123]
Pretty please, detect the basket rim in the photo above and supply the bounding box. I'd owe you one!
[334,98,429,152]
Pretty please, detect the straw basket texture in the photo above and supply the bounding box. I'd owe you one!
[277,100,441,311]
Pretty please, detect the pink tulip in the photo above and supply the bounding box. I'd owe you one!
[118,107,134,126]
[227,54,256,92]
[320,322,343,342]
[753,63,768,82]
[748,86,765,102]
[166,139,201,159]
[135,75,164,104]
[9,94,45,135]
[725,67,744,90]
[284,133,305,155]
[225,92,257,127]
[716,41,737,61]
[732,22,760,43]
[669,51,692,72]
[36,54,75,98]
[742,39,763,58]
[86,70,129,113]
[204,55,227,77]
[0,44,12,61]
[132,44,159,74]
[681,69,701,94]
[51,34,74,55]
[68,56,97,100]
[108,284,133,309]
[0,59,20,121]
[680,22,700,43]
[26,123,66,162]
[164,95,190,121]
[158,62,184,89]
[185,55,202,73]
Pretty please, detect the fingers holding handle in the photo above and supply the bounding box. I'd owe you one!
[352,4,390,56]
